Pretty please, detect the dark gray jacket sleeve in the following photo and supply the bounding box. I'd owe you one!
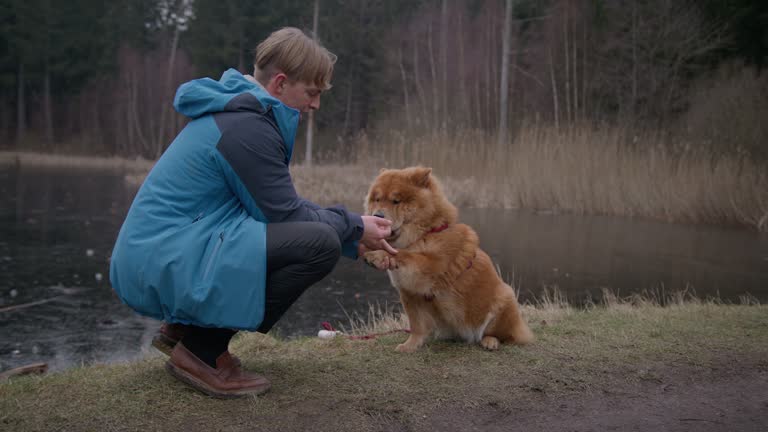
[216,114,364,251]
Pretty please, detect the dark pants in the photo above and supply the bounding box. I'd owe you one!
[182,222,342,364]
[258,221,342,333]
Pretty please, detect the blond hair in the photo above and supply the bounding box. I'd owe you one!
[254,27,336,90]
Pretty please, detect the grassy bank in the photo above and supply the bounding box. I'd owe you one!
[2,295,766,432]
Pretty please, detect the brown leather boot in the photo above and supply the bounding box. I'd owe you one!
[151,323,188,356]
[165,342,271,398]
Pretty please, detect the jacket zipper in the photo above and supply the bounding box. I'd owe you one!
[203,233,224,279]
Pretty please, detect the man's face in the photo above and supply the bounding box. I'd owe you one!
[277,79,323,113]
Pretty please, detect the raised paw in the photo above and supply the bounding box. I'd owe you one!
[481,336,500,351]
[363,250,397,271]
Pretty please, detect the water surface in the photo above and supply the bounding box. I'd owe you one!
[1,166,766,372]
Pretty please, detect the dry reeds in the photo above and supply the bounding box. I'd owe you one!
[355,124,768,231]
[7,121,766,232]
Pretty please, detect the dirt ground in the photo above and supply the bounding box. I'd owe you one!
[426,366,768,432]
[271,355,768,432]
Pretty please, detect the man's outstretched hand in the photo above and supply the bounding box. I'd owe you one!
[359,215,398,256]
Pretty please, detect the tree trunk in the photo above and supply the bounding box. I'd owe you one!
[457,11,468,128]
[342,83,352,137]
[238,24,245,73]
[413,42,428,126]
[563,3,572,125]
[43,0,54,147]
[489,8,498,130]
[498,0,513,146]
[16,63,26,148]
[549,47,560,130]
[398,44,412,130]
[43,66,54,147]
[129,70,149,156]
[572,8,578,124]
[305,0,319,166]
[439,0,448,130]
[155,27,180,158]
[631,0,638,123]
[582,14,588,120]
[484,12,492,130]
[427,21,438,132]
[0,93,8,143]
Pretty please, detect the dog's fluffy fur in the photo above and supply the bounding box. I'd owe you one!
[363,167,534,352]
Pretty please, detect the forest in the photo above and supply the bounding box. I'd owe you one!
[1,0,766,164]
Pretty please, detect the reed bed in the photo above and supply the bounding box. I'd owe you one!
[353,125,768,231]
[5,122,767,231]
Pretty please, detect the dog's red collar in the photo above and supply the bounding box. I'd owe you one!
[428,224,450,233]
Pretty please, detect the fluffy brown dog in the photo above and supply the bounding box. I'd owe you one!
[363,166,534,352]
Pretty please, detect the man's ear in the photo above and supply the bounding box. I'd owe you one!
[276,73,289,93]
[268,72,288,95]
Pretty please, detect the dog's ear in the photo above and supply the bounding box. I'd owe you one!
[411,167,432,188]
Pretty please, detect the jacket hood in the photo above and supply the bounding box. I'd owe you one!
[173,68,300,151]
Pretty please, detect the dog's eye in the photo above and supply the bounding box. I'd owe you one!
[392,199,401,205]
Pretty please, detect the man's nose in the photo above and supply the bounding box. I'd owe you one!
[309,96,320,110]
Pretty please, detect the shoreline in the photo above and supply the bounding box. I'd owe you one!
[0,150,155,172]
[1,298,765,431]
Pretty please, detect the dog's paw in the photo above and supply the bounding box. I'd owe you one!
[395,342,419,353]
[480,336,500,351]
[363,250,397,271]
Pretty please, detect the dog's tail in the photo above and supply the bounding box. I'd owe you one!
[511,317,535,345]
[500,293,535,345]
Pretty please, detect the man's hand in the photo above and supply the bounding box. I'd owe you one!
[359,215,398,255]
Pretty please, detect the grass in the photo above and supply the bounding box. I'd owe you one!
[1,292,766,432]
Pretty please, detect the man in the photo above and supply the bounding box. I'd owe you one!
[109,27,395,398]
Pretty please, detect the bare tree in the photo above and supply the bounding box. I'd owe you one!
[549,46,560,130]
[498,0,513,145]
[154,0,194,157]
[15,63,25,148]
[398,43,412,130]
[305,0,319,166]
[439,0,448,130]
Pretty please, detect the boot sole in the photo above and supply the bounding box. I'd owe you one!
[164,361,271,399]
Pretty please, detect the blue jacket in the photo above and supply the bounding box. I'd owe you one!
[110,69,363,330]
